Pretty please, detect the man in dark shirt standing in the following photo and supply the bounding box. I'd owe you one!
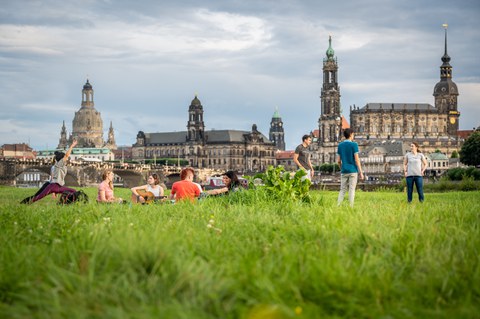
[294,134,314,180]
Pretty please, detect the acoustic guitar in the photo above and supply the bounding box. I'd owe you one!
[136,189,155,204]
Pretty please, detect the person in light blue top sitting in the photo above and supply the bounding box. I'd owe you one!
[337,128,364,207]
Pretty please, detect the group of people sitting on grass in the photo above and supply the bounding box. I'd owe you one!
[20,141,243,205]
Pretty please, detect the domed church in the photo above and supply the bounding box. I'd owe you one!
[58,80,116,150]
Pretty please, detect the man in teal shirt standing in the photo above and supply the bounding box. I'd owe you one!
[337,128,364,207]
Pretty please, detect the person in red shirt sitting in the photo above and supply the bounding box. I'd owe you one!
[170,167,201,203]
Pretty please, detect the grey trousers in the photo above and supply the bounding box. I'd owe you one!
[337,173,358,207]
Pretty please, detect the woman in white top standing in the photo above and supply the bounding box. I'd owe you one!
[403,142,428,203]
[130,173,164,203]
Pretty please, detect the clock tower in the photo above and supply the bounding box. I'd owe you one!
[318,36,342,163]
[433,24,459,136]
[269,107,285,150]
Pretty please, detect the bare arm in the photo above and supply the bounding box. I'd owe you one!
[293,153,304,169]
[307,157,314,172]
[354,153,364,180]
[403,157,408,177]
[130,185,148,196]
[64,139,78,161]
[206,187,228,196]
[421,156,428,175]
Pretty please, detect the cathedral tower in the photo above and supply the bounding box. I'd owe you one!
[57,121,68,149]
[186,95,205,143]
[317,36,342,163]
[105,121,117,150]
[269,107,285,150]
[433,24,460,136]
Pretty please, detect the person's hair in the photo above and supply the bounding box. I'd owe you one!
[412,141,420,153]
[343,128,354,139]
[150,173,160,185]
[302,134,311,142]
[224,171,240,189]
[54,151,65,162]
[180,167,195,180]
[102,169,114,190]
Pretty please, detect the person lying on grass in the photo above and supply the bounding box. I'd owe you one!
[20,139,78,204]
[205,171,242,196]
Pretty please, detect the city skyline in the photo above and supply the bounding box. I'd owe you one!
[1,0,479,151]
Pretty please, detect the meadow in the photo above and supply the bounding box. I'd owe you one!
[0,186,479,318]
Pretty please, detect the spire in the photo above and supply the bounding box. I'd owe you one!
[106,121,116,149]
[272,106,280,119]
[441,24,450,64]
[326,35,335,61]
[438,24,452,80]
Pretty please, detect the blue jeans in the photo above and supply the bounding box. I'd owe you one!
[406,176,424,203]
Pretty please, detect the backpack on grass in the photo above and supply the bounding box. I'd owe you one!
[58,190,89,205]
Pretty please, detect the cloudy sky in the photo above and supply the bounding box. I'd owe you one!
[1,0,479,151]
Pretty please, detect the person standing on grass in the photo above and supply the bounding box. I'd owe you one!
[337,128,364,207]
[20,139,78,204]
[403,142,427,203]
[170,167,201,202]
[293,134,314,180]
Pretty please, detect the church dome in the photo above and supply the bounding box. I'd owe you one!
[83,79,92,90]
[189,95,202,111]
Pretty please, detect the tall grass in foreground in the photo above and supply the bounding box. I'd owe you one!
[0,187,479,318]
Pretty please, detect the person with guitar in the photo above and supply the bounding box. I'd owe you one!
[130,173,164,204]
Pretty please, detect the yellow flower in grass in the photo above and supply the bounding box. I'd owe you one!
[295,306,302,315]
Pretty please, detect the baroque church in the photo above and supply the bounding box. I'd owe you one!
[314,27,462,166]
[58,80,117,151]
[132,96,284,172]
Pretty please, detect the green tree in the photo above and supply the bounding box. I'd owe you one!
[460,131,480,166]
[451,150,459,158]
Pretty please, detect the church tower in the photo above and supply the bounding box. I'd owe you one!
[186,95,205,143]
[433,24,460,136]
[70,79,105,148]
[57,120,68,149]
[318,36,342,163]
[105,121,117,150]
[269,107,285,150]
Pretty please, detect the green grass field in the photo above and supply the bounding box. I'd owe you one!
[1,187,479,318]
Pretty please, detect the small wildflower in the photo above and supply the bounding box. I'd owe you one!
[209,219,215,225]
[295,306,302,315]
[129,223,134,227]
[207,224,213,228]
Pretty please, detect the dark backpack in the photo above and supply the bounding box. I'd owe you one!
[58,190,89,205]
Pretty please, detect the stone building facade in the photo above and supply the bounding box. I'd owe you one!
[349,26,462,156]
[313,28,462,169]
[58,80,117,150]
[132,96,276,172]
